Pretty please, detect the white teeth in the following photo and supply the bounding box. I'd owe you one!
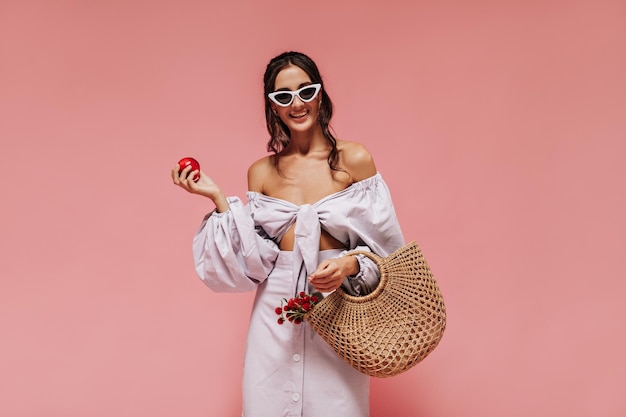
[291,110,308,118]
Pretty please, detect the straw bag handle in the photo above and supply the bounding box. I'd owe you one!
[340,242,418,304]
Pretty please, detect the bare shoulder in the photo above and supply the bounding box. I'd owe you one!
[337,140,377,182]
[247,156,273,193]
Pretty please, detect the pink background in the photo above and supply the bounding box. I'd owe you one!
[1,1,625,416]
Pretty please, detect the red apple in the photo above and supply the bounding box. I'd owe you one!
[177,157,200,182]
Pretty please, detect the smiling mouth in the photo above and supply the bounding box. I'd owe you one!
[290,110,308,119]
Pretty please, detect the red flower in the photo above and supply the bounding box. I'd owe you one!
[274,292,322,326]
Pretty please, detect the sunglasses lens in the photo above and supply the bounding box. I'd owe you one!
[273,92,293,105]
[299,86,318,101]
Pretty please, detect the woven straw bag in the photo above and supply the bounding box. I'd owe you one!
[305,241,446,378]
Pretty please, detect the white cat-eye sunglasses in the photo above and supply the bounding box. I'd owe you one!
[268,83,322,107]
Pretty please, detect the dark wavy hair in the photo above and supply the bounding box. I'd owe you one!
[263,51,340,173]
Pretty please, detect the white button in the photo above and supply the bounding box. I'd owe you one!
[292,354,301,362]
[292,393,300,402]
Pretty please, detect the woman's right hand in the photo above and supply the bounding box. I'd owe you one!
[171,164,229,212]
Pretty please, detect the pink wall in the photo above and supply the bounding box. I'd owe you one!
[1,1,625,416]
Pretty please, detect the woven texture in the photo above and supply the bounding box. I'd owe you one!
[305,242,446,378]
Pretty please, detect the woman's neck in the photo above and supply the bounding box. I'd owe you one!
[286,127,328,156]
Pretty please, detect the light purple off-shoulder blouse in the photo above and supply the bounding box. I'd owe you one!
[192,172,405,292]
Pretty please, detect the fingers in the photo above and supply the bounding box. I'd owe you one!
[180,164,193,180]
[171,165,181,184]
[310,276,342,292]
[309,261,343,292]
[172,164,196,190]
[172,161,223,203]
[308,260,332,279]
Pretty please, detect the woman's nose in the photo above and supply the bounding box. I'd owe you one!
[291,95,305,107]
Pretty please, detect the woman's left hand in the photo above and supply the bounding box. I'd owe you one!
[308,256,359,293]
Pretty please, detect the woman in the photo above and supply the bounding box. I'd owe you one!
[172,51,405,417]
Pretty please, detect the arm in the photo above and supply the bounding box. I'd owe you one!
[192,198,279,292]
[307,248,380,296]
[171,164,229,212]
[341,247,381,296]
[173,160,279,292]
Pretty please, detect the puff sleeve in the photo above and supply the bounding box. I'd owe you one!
[192,197,279,292]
